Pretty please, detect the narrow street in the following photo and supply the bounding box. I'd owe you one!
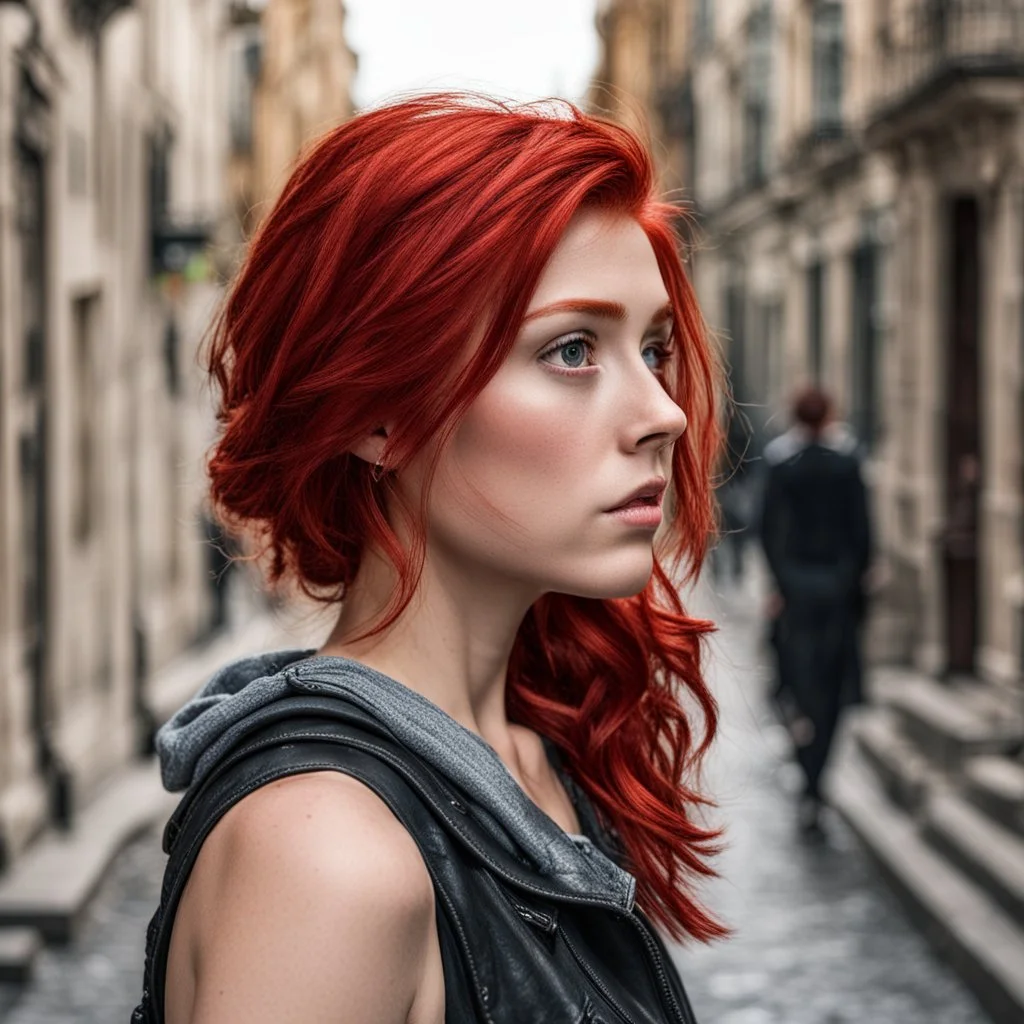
[674,576,990,1024]
[0,577,991,1023]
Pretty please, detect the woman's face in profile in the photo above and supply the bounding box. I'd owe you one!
[401,208,688,602]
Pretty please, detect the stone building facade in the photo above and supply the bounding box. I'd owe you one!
[0,0,356,873]
[0,0,234,870]
[591,0,695,201]
[595,0,1024,691]
[226,0,357,239]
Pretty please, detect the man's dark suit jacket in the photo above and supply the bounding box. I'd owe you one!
[759,441,872,711]
[760,441,871,610]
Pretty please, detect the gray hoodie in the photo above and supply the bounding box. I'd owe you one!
[156,648,637,911]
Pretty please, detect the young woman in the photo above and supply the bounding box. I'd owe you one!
[133,93,726,1024]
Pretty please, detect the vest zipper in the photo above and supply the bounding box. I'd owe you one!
[559,926,638,1024]
[624,912,694,1024]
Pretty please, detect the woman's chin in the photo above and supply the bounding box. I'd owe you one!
[556,556,655,600]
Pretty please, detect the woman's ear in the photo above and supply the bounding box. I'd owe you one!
[346,425,391,468]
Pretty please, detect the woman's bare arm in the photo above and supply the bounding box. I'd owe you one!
[182,771,436,1024]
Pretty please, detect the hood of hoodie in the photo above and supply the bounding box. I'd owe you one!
[156,648,636,911]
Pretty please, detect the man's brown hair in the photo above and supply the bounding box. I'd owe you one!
[792,386,833,433]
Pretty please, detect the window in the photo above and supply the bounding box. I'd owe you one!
[162,315,181,397]
[695,0,715,51]
[743,2,773,186]
[812,0,844,136]
[18,149,45,390]
[748,295,785,415]
[68,0,133,34]
[229,31,261,156]
[724,268,748,404]
[147,127,172,276]
[850,215,885,449]
[766,298,785,409]
[15,72,49,696]
[807,259,826,382]
[72,293,101,544]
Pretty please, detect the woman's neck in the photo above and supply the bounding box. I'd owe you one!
[316,544,538,753]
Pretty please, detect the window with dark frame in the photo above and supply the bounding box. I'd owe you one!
[807,259,826,383]
[811,0,844,137]
[746,297,777,437]
[15,69,50,731]
[724,268,748,406]
[767,298,785,407]
[851,241,880,450]
[743,1,773,187]
[229,32,261,156]
[72,293,101,545]
[147,128,171,277]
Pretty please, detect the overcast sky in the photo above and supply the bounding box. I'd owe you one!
[344,0,600,109]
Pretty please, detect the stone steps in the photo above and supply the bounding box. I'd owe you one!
[0,763,174,943]
[831,740,1024,1024]
[851,707,933,812]
[0,614,292,996]
[964,756,1024,837]
[888,678,1024,771]
[0,927,41,985]
[924,790,1024,927]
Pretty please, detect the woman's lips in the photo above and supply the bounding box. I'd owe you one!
[604,495,663,528]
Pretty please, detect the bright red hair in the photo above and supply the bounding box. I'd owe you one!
[204,94,726,942]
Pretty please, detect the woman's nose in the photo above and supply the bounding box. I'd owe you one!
[622,366,688,453]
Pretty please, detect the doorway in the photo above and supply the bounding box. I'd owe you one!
[15,71,69,823]
[942,196,982,677]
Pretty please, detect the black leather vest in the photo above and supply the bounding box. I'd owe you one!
[131,693,699,1024]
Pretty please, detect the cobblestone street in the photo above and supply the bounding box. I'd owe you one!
[0,827,164,1023]
[0,582,993,1023]
[673,581,990,1024]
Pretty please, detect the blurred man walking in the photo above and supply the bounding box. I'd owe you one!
[759,387,872,830]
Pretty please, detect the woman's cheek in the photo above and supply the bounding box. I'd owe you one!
[459,383,591,478]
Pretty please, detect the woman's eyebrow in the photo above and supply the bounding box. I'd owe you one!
[522,298,627,323]
[650,302,674,327]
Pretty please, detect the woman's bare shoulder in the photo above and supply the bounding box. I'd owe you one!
[211,770,432,887]
[180,770,436,1024]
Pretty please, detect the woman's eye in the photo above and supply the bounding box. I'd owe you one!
[643,341,674,373]
[540,335,595,371]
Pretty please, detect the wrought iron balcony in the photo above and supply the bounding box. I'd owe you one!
[67,0,134,33]
[871,0,1024,123]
